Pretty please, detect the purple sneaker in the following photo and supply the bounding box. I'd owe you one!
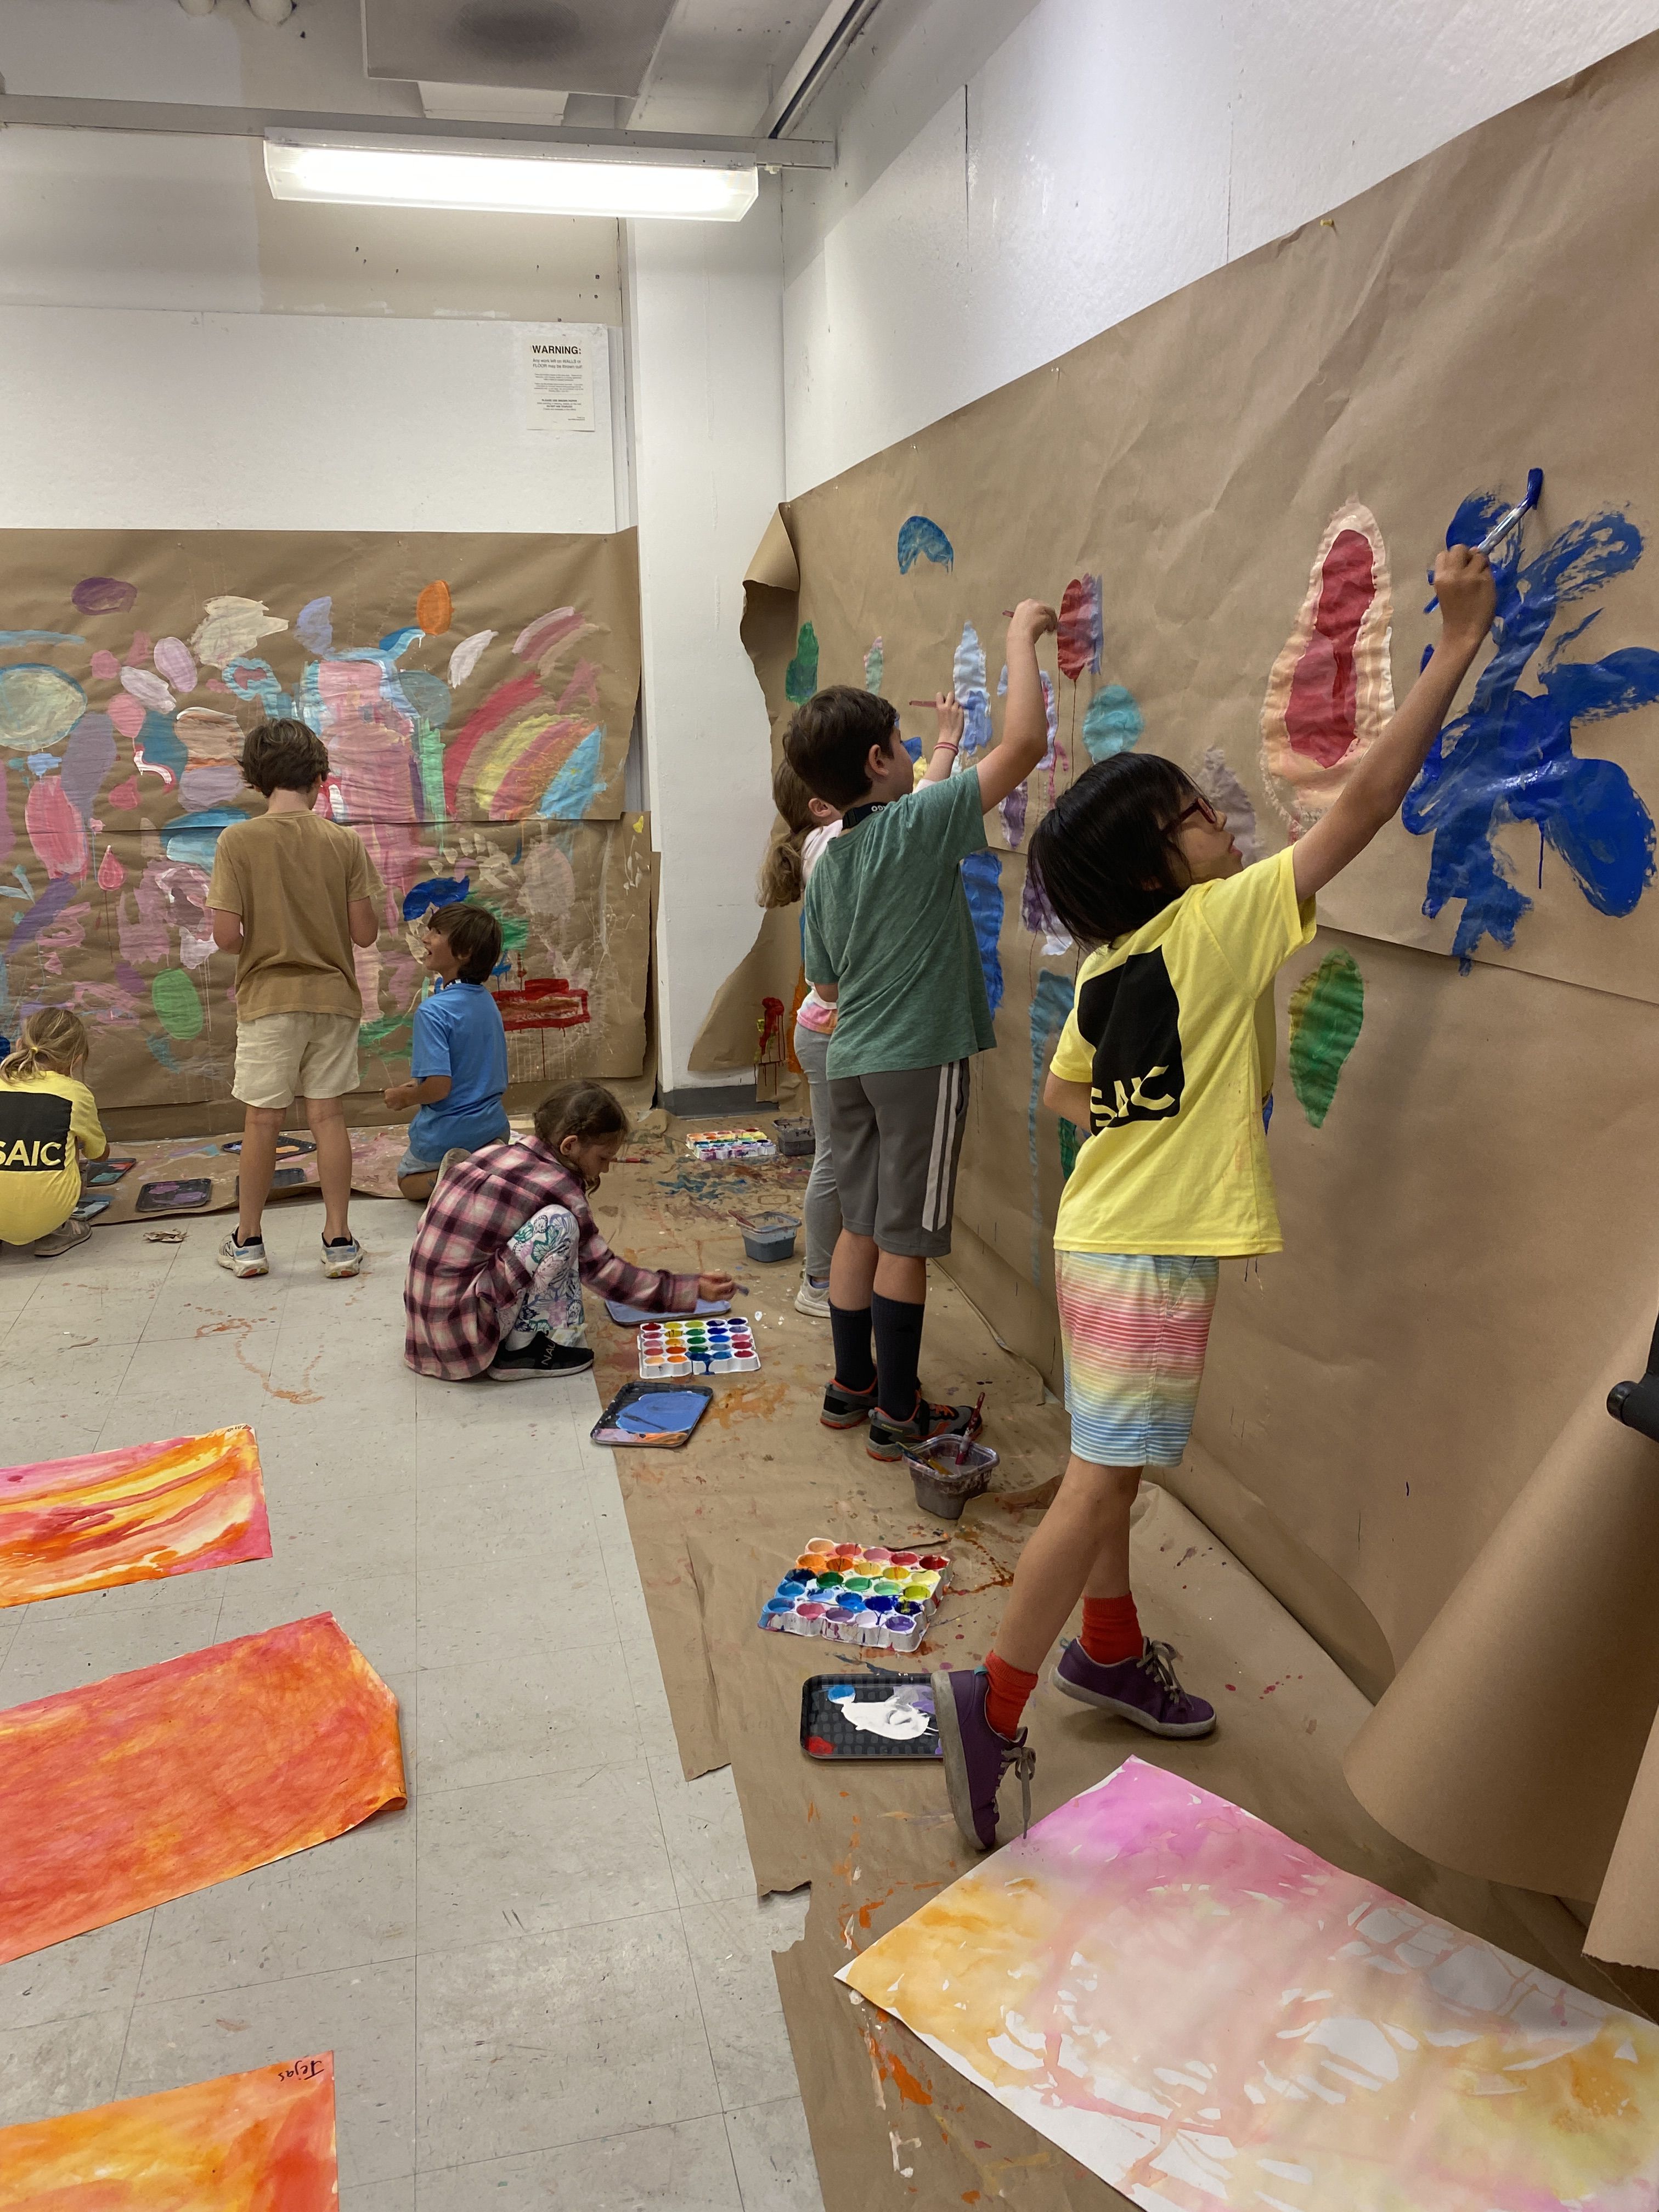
[1052,1638,1216,1739]
[931,1667,1036,1852]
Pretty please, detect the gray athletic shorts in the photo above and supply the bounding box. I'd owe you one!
[826,1060,970,1259]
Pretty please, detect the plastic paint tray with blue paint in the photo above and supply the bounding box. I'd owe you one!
[591,1381,714,1450]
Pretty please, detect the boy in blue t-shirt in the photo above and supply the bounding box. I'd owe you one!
[383,903,510,1202]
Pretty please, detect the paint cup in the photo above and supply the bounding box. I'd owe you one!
[837,1592,865,1613]
[815,1570,844,1589]
[843,1576,872,1593]
[833,1543,861,1558]
[805,1539,836,1555]
[865,1595,895,1617]
[762,1599,793,1627]
[903,1582,933,1601]
[894,1600,921,1617]
[778,1579,807,1600]
[862,1547,891,1564]
[918,1554,948,1572]
[794,1558,820,1575]
[889,1552,919,1568]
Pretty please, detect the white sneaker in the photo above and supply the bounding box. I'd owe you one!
[216,1233,268,1278]
[321,1235,362,1278]
[794,1272,832,1319]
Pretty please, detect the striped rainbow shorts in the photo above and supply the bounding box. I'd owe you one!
[1054,1250,1221,1468]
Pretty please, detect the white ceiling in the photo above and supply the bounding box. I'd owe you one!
[0,0,848,137]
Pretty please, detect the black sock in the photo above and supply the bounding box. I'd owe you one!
[871,1290,925,1423]
[828,1302,875,1393]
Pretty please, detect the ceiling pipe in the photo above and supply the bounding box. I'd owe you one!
[759,0,883,140]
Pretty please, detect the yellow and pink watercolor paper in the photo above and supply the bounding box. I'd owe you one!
[0,1424,269,1608]
[843,1757,1659,2209]
[0,2052,336,2209]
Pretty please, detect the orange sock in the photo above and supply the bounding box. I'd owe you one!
[1081,1593,1142,1666]
[983,1651,1039,1739]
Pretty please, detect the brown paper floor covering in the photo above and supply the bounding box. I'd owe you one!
[589,1123,1648,2212]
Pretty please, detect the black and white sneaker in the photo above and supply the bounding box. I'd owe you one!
[487,1335,595,1382]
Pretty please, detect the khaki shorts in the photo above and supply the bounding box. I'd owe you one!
[233,1012,360,1110]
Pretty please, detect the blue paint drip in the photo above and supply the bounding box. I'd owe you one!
[221,658,294,720]
[162,808,249,867]
[403,874,471,922]
[1028,970,1075,1283]
[378,627,424,661]
[960,847,1004,1020]
[538,727,606,819]
[26,752,57,779]
[900,735,922,764]
[1404,498,1659,966]
[953,622,992,757]
[1081,684,1144,761]
[136,712,188,783]
[896,516,954,574]
[295,596,333,654]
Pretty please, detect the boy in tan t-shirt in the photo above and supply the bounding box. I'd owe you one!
[207,717,382,1280]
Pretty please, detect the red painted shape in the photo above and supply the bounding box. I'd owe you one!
[489,978,590,1031]
[804,1735,834,1758]
[1284,529,1375,766]
[1056,577,1096,684]
[441,669,544,815]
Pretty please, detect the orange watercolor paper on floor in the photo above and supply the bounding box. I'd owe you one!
[0,2051,337,2210]
[0,1424,271,1609]
[0,1613,405,1964]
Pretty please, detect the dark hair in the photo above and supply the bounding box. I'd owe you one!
[426,900,503,984]
[783,685,899,808]
[241,717,330,797]
[1028,753,1198,947]
[534,1079,628,1188]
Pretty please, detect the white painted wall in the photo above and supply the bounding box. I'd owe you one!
[624,190,786,1098]
[782,0,1659,495]
[0,308,620,534]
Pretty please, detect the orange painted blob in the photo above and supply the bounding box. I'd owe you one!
[0,1613,405,1963]
[0,2051,336,2209]
[416,579,453,635]
[0,1425,270,1609]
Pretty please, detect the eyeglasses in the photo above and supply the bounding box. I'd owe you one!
[1171,793,1222,832]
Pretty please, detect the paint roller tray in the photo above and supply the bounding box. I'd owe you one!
[637,1318,761,1378]
[800,1674,941,1760]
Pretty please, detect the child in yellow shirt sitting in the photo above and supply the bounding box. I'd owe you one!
[0,1008,109,1257]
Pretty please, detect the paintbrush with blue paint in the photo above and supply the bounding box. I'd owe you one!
[1425,468,1543,611]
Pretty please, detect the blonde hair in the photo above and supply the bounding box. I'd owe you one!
[758,756,820,910]
[1,1006,91,1084]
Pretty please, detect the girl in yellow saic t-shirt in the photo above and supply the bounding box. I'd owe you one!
[0,1008,109,1256]
[930,543,1499,1854]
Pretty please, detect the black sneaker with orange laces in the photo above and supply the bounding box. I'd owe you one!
[865,1396,983,1464]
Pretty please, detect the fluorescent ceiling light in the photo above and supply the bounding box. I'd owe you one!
[264,132,758,221]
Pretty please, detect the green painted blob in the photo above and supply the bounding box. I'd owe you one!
[1288,949,1364,1128]
[1057,1116,1082,1183]
[785,622,820,705]
[150,968,204,1042]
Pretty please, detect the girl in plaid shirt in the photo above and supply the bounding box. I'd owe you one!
[404,1080,736,1382]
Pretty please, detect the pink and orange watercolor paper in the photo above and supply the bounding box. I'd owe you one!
[843,1757,1659,2209]
[0,1612,405,1963]
[0,1425,270,1608]
[0,2052,337,2209]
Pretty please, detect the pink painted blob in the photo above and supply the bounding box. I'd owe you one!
[25,774,89,881]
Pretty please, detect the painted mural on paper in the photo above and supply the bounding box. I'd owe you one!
[0,553,640,1089]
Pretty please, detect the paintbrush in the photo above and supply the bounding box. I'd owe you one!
[1425,468,1543,611]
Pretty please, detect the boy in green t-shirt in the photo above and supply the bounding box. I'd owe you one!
[787,599,1057,1461]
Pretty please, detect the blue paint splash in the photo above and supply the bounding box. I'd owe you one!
[10,877,76,946]
[403,874,470,922]
[1029,969,1075,1282]
[136,711,188,783]
[538,727,606,818]
[25,752,57,778]
[1081,684,1143,761]
[953,622,992,758]
[1404,498,1659,966]
[0,630,84,647]
[161,808,249,867]
[896,516,954,574]
[960,847,1003,1020]
[221,657,294,720]
[295,596,333,654]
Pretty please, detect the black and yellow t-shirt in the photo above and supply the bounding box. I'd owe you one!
[0,1073,107,1244]
[1049,848,1316,1257]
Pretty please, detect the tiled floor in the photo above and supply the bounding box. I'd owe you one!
[0,1198,823,2209]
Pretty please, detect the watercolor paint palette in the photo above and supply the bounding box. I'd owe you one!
[759,1538,950,1654]
[800,1674,941,1761]
[682,1127,777,1164]
[637,1317,760,1378]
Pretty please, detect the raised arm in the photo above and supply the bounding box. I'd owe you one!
[973,600,1058,812]
[919,693,964,783]
[1291,545,1496,902]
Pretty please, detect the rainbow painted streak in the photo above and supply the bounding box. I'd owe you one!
[440,606,608,822]
[844,1757,1659,2209]
[0,2053,337,2210]
[0,1612,405,1963]
[0,1426,269,1609]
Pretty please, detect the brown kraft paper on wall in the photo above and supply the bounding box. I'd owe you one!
[695,32,1659,1931]
[0,528,645,1113]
